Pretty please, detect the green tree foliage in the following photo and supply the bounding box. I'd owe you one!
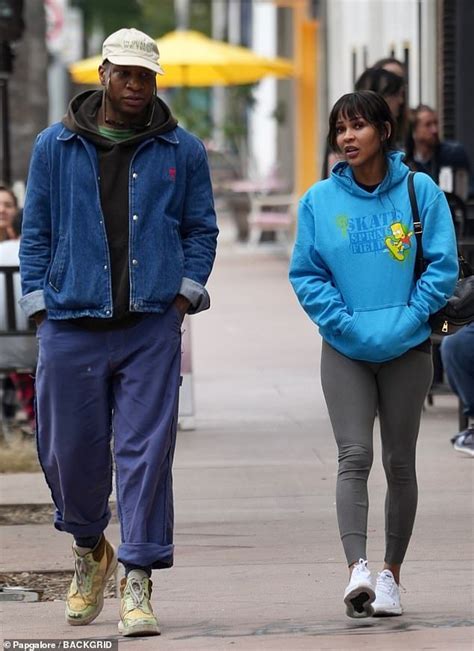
[140,0,212,36]
[71,0,143,38]
[136,0,176,37]
[168,87,212,140]
[72,0,212,41]
[220,85,256,175]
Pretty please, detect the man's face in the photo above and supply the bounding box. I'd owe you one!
[98,63,156,123]
[414,110,439,148]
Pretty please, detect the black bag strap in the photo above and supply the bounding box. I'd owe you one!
[407,171,425,279]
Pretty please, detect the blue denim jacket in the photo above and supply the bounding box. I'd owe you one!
[19,123,218,319]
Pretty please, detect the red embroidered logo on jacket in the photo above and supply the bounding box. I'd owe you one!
[169,168,176,181]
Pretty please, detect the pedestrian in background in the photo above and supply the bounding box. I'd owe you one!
[355,67,407,148]
[441,324,474,456]
[404,104,472,390]
[404,104,471,200]
[0,185,20,242]
[290,91,458,618]
[19,27,218,637]
[0,185,36,437]
[372,56,406,80]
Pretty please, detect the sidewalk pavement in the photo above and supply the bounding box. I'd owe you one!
[1,220,473,650]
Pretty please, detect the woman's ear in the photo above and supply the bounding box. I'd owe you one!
[382,121,392,141]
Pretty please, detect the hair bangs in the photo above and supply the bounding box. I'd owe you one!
[327,90,396,153]
[334,95,367,124]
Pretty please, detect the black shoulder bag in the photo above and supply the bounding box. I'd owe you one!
[407,171,474,336]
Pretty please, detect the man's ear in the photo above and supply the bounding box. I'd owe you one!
[98,64,107,87]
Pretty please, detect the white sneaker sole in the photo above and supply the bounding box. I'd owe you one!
[344,583,375,618]
[373,603,403,616]
[118,620,161,636]
[453,443,474,457]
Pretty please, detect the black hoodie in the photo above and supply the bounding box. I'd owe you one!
[62,90,178,329]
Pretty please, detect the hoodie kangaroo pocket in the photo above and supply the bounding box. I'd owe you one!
[343,306,421,362]
[339,311,361,337]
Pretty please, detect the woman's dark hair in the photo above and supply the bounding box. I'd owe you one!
[327,90,396,153]
[355,67,404,98]
[354,68,406,145]
[372,57,405,77]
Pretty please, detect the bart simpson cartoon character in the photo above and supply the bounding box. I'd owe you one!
[385,222,413,261]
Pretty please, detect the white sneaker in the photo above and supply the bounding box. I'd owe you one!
[343,559,375,618]
[372,569,403,616]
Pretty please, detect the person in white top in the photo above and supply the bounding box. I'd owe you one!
[0,185,37,433]
[0,184,20,242]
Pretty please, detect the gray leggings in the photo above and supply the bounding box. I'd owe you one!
[321,341,433,566]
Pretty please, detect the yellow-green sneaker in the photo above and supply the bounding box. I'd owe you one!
[65,536,117,626]
[118,571,160,637]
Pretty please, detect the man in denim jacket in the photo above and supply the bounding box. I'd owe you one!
[19,28,218,637]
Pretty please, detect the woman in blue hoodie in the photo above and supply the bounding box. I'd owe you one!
[290,91,458,619]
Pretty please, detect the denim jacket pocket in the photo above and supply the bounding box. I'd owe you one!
[48,235,67,292]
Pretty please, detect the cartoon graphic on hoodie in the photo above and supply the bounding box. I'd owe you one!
[289,151,459,363]
[385,222,414,261]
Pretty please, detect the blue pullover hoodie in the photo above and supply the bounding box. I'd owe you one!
[289,151,459,363]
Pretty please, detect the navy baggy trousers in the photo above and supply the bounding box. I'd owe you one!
[35,307,182,569]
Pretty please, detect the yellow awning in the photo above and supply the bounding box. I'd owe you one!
[69,29,294,87]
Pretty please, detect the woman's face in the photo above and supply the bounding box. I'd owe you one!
[0,190,17,231]
[384,87,405,119]
[335,113,386,170]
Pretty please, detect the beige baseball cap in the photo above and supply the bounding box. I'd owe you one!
[102,28,164,75]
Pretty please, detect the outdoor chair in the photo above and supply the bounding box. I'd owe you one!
[247,193,296,248]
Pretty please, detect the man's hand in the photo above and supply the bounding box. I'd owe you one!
[173,294,191,319]
[32,310,47,327]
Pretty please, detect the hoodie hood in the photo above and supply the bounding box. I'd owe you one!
[331,150,410,197]
[62,89,178,148]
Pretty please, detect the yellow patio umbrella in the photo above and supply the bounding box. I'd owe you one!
[69,29,294,87]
